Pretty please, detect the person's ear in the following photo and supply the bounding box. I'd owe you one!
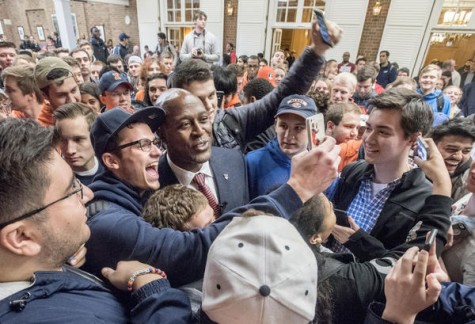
[326,121,335,134]
[308,233,323,245]
[102,152,120,170]
[99,94,107,106]
[41,91,51,105]
[250,96,257,103]
[0,223,42,257]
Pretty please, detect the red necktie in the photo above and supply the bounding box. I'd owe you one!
[193,173,220,217]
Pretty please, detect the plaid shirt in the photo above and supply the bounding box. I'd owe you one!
[332,175,402,253]
[348,177,402,232]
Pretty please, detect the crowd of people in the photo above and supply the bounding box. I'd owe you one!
[1,9,475,324]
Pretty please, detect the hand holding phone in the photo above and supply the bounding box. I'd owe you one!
[424,229,438,251]
[313,9,334,48]
[409,136,430,160]
[306,113,325,151]
[334,208,351,227]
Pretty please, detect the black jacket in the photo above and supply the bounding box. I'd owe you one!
[90,36,108,63]
[330,161,447,261]
[322,194,452,323]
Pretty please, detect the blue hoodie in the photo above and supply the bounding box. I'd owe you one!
[83,170,303,287]
[246,137,292,200]
[417,88,451,117]
[0,266,193,323]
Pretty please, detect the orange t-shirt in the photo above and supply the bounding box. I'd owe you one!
[338,139,362,172]
[37,101,55,127]
[224,93,242,109]
[135,89,145,101]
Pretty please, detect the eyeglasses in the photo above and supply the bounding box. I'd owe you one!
[0,178,83,229]
[116,138,160,152]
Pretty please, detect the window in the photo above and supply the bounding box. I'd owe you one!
[167,0,200,23]
[277,0,298,23]
[277,0,326,23]
[167,28,182,48]
[52,14,79,38]
[302,0,326,23]
[437,0,475,26]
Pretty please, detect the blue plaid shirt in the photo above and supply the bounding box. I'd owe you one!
[330,175,402,253]
[348,177,402,232]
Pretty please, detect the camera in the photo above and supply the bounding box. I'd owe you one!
[196,48,203,56]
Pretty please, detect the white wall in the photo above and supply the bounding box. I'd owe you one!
[325,0,369,62]
[200,0,224,59]
[236,0,269,57]
[136,0,159,52]
[379,0,437,75]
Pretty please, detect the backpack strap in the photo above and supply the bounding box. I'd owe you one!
[436,92,445,113]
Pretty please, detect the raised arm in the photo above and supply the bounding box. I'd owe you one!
[225,20,343,145]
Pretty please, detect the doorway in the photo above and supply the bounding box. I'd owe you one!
[271,28,312,57]
[424,32,475,70]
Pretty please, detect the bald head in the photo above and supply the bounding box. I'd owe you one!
[157,88,201,113]
[158,88,212,172]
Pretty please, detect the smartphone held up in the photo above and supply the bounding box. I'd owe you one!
[306,113,325,151]
[313,9,334,48]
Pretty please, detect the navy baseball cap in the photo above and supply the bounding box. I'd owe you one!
[99,71,133,94]
[91,107,165,160]
[275,94,317,119]
[118,32,130,41]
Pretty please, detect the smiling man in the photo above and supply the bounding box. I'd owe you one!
[157,89,249,217]
[84,103,341,286]
[331,72,356,104]
[417,64,451,121]
[326,88,438,261]
[431,118,475,201]
[172,19,342,152]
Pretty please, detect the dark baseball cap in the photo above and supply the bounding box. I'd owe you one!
[118,32,130,41]
[90,107,165,160]
[99,71,133,94]
[275,94,317,119]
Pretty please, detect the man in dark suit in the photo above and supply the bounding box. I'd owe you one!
[157,89,249,217]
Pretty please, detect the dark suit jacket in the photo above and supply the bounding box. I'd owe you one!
[158,147,249,215]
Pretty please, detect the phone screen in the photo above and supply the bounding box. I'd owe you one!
[306,113,325,150]
[313,9,333,47]
[334,209,351,227]
[416,136,429,160]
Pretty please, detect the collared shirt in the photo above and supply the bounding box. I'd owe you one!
[167,154,218,201]
[332,174,401,254]
[348,177,401,232]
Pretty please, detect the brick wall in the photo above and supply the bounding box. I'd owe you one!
[0,0,139,50]
[357,0,391,61]
[222,0,237,54]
